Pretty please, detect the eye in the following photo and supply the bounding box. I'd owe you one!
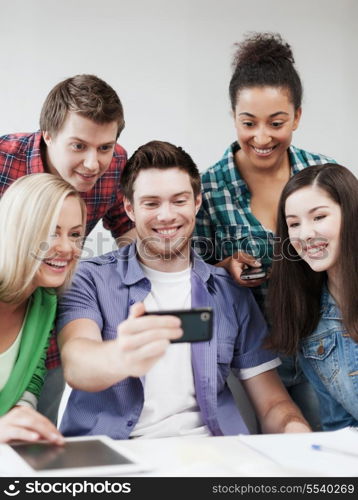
[71,143,85,152]
[288,222,299,228]
[174,199,186,205]
[98,144,114,152]
[272,121,284,128]
[143,202,158,208]
[242,121,254,127]
[70,231,82,239]
[314,214,326,221]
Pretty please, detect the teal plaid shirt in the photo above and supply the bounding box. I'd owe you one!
[193,142,335,309]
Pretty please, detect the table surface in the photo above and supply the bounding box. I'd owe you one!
[1,430,356,477]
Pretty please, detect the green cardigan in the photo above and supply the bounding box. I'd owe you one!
[0,287,57,415]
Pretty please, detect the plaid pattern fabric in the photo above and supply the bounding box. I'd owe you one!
[194,141,336,310]
[0,131,133,369]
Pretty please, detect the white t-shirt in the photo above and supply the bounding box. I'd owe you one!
[130,264,210,439]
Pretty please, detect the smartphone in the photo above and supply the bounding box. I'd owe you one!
[144,307,213,343]
[240,266,267,281]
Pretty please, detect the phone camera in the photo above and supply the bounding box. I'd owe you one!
[200,312,210,321]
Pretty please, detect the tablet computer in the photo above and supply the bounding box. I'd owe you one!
[8,435,149,476]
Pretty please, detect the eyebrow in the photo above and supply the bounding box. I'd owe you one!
[68,136,115,145]
[139,191,192,200]
[286,206,330,218]
[56,224,83,229]
[238,111,289,118]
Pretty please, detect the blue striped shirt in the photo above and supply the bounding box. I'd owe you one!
[57,243,278,438]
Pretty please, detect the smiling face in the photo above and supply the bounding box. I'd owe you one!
[124,168,201,271]
[33,195,84,289]
[43,112,118,192]
[234,86,301,172]
[285,185,342,278]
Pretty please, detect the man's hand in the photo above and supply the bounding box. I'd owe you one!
[216,251,267,287]
[0,406,64,444]
[59,303,183,391]
[115,302,183,378]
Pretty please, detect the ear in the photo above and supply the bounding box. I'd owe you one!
[194,193,202,215]
[42,131,52,146]
[124,196,135,222]
[292,107,302,131]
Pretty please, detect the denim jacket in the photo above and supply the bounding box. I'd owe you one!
[298,286,358,430]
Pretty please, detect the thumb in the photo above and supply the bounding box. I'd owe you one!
[234,251,261,267]
[129,302,146,319]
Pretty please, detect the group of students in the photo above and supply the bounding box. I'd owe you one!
[0,31,357,444]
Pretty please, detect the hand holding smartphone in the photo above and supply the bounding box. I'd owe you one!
[240,266,267,281]
[144,308,213,343]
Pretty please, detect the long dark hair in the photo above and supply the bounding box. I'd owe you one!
[267,163,358,354]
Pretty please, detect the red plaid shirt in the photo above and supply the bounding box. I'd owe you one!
[0,131,133,369]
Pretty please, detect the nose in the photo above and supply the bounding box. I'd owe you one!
[254,125,271,146]
[53,235,76,256]
[156,203,176,222]
[297,220,316,242]
[83,150,99,172]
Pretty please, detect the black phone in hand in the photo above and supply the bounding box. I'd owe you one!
[240,266,267,281]
[144,307,213,343]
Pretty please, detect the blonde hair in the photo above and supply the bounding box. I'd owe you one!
[0,174,86,303]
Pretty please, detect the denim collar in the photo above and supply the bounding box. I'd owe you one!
[320,283,342,320]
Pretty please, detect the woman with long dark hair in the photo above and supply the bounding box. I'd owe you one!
[268,163,358,430]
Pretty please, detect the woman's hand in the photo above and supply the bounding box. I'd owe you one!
[0,406,64,444]
[216,251,268,287]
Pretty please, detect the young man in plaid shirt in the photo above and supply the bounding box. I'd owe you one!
[0,74,134,423]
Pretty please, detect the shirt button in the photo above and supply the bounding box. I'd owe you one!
[317,344,324,355]
[129,299,135,305]
[127,420,133,427]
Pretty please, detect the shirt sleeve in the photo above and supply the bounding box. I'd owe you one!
[101,148,134,240]
[16,391,38,410]
[102,186,134,240]
[24,335,50,399]
[56,264,104,333]
[230,286,278,372]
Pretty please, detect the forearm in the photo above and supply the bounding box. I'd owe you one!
[260,399,311,434]
[61,337,127,392]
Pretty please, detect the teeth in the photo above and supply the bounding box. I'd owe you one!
[253,147,273,154]
[156,228,178,235]
[306,245,326,255]
[44,260,67,268]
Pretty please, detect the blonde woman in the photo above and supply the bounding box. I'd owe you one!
[0,173,86,443]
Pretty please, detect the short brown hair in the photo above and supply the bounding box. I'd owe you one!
[40,74,125,137]
[121,140,201,202]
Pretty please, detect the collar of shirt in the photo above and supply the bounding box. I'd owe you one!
[115,242,213,286]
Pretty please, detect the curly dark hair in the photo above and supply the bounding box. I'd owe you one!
[229,32,303,110]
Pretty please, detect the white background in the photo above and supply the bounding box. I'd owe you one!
[1,0,357,255]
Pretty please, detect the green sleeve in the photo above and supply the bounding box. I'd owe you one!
[25,334,50,399]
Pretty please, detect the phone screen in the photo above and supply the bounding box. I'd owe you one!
[11,440,134,471]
